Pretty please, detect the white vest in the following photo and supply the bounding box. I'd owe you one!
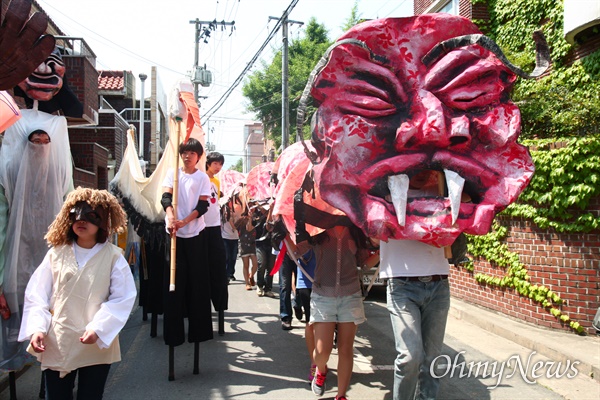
[28,244,122,376]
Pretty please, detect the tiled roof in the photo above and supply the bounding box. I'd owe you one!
[98,70,125,91]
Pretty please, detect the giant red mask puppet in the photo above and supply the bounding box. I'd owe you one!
[305,15,546,247]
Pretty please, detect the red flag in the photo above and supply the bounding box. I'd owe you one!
[270,241,287,276]
[179,91,201,144]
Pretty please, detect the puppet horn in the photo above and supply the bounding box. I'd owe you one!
[422,30,551,79]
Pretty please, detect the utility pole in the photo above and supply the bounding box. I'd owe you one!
[269,14,303,150]
[189,19,235,106]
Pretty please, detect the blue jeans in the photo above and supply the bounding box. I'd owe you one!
[223,238,238,278]
[387,278,450,400]
[279,255,295,322]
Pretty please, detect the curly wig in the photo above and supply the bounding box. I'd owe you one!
[45,187,128,247]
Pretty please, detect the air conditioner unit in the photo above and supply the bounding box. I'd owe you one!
[564,0,600,44]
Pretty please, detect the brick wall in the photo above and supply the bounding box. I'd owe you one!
[69,142,109,190]
[73,167,96,189]
[414,0,436,15]
[450,197,600,335]
[414,0,480,19]
[64,56,99,124]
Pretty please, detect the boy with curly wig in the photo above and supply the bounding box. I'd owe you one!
[18,187,136,399]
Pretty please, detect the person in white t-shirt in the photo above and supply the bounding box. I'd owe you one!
[204,152,228,312]
[161,138,213,348]
[379,171,451,400]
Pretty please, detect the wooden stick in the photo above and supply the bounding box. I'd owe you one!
[169,119,182,292]
[437,171,453,259]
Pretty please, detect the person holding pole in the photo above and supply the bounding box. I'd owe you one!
[161,138,213,350]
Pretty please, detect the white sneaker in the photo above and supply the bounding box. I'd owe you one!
[257,287,265,297]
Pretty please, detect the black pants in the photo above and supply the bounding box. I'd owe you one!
[296,288,312,322]
[205,226,229,311]
[163,231,213,346]
[44,364,110,400]
[256,241,274,291]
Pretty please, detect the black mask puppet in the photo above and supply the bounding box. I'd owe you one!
[69,201,108,231]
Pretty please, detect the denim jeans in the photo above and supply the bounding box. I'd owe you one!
[279,255,295,322]
[256,241,274,291]
[223,238,238,278]
[387,278,450,400]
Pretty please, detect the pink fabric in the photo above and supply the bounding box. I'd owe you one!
[246,162,274,201]
[272,142,345,243]
[219,169,246,201]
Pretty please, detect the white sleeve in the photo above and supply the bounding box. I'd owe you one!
[86,255,137,349]
[200,173,211,197]
[18,252,53,342]
[162,168,174,189]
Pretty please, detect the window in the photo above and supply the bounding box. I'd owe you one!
[427,0,459,15]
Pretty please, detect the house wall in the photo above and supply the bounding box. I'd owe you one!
[451,197,600,335]
[63,56,99,124]
[411,0,600,335]
[69,142,109,189]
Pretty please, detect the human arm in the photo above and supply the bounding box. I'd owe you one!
[85,254,136,349]
[18,252,54,343]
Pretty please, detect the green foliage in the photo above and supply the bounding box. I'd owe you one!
[505,136,600,232]
[463,0,600,334]
[483,0,600,139]
[230,158,243,172]
[340,1,362,32]
[242,18,332,151]
[466,223,584,334]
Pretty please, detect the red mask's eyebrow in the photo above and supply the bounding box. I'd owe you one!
[422,33,550,79]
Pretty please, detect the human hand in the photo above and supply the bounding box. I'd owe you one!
[0,0,56,90]
[30,331,46,352]
[79,330,98,344]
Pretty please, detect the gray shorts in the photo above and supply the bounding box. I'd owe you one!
[309,291,366,325]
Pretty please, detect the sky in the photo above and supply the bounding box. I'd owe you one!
[38,0,414,169]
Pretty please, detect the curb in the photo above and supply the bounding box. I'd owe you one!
[449,298,600,383]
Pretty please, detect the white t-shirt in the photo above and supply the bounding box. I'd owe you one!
[162,168,211,238]
[204,177,221,227]
[221,217,239,240]
[379,239,449,279]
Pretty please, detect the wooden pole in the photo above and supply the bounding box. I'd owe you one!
[169,119,182,292]
[437,171,453,259]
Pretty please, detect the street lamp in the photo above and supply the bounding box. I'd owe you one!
[139,73,148,158]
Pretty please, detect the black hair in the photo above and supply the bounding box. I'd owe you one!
[28,129,50,142]
[179,138,204,158]
[206,151,224,166]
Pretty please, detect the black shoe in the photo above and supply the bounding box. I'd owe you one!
[281,320,292,330]
[294,306,303,321]
[229,276,236,281]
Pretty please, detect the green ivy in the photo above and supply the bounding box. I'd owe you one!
[505,136,600,232]
[483,0,600,139]
[462,0,599,334]
[465,223,584,334]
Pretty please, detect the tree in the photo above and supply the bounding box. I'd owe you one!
[230,158,243,172]
[340,0,362,32]
[242,18,332,151]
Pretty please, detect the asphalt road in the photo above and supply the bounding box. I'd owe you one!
[2,271,596,400]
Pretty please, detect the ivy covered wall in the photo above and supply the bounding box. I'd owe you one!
[457,0,600,335]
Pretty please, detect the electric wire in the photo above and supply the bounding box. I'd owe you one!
[201,0,300,123]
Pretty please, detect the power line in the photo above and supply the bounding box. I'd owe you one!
[38,0,189,78]
[201,0,300,124]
